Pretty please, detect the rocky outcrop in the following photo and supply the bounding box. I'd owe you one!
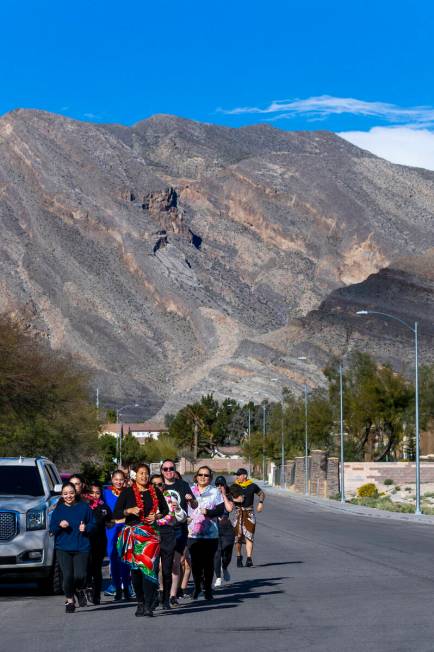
[0,109,433,416]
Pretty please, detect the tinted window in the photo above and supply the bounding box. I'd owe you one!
[0,467,44,496]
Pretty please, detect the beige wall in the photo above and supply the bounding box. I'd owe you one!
[344,461,434,493]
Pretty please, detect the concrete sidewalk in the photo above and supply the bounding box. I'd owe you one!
[258,481,434,525]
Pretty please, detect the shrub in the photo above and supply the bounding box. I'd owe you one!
[357,482,379,498]
[383,478,394,486]
[405,487,412,492]
[395,486,401,491]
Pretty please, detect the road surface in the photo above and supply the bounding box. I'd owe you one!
[2,492,434,652]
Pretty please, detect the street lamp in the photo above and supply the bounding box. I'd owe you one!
[356,309,421,515]
[262,404,267,484]
[116,402,140,466]
[297,357,309,496]
[339,362,345,504]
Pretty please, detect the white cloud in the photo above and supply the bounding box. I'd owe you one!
[220,95,434,127]
[340,126,434,171]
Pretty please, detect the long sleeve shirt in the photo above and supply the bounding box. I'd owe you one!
[113,485,169,526]
[187,484,223,539]
[49,500,95,552]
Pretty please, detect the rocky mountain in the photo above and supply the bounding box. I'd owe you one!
[0,109,433,418]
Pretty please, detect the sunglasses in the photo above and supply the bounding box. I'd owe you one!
[152,482,164,487]
[197,473,211,478]
[162,467,175,472]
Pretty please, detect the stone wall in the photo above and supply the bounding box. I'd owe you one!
[344,461,434,493]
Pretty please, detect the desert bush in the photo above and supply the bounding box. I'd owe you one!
[383,478,394,486]
[357,482,379,498]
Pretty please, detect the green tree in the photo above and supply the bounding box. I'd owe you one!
[0,313,100,466]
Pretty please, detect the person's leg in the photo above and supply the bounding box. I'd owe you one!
[180,549,191,593]
[203,540,219,598]
[160,540,175,608]
[171,550,182,599]
[221,540,234,570]
[246,539,254,559]
[214,538,223,580]
[142,577,157,615]
[73,552,90,606]
[92,547,105,603]
[57,549,74,601]
[188,540,203,597]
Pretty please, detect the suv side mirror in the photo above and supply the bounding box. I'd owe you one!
[52,483,62,494]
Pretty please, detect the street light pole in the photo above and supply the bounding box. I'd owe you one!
[248,406,251,477]
[280,404,285,488]
[356,310,421,515]
[304,383,309,496]
[339,363,345,504]
[262,404,267,484]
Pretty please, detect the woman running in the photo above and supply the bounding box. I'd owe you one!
[187,466,233,600]
[85,481,112,605]
[150,473,187,609]
[103,469,131,600]
[113,463,169,616]
[49,482,95,612]
[212,476,235,587]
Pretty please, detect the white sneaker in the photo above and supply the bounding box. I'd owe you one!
[214,577,223,588]
[223,568,231,582]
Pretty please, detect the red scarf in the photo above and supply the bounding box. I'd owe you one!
[132,482,159,521]
[109,485,123,497]
[85,495,104,510]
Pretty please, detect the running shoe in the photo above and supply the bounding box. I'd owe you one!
[65,602,75,613]
[214,577,223,588]
[236,556,243,567]
[135,602,145,617]
[169,596,179,607]
[223,568,231,582]
[103,583,116,596]
[114,589,123,601]
[85,587,94,604]
[76,590,87,607]
[246,557,253,567]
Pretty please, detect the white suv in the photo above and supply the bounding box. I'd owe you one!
[0,456,63,593]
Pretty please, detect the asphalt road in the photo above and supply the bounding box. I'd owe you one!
[2,493,434,652]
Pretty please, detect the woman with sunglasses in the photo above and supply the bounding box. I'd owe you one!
[187,466,233,600]
[113,463,170,617]
[150,474,187,609]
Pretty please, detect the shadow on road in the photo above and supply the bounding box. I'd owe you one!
[254,561,303,567]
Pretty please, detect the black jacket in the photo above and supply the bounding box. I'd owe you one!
[113,485,169,525]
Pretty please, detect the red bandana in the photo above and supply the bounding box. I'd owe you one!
[132,482,159,521]
[86,495,104,510]
[109,485,122,497]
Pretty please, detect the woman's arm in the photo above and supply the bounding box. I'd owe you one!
[113,489,130,520]
[49,506,62,535]
[203,503,225,518]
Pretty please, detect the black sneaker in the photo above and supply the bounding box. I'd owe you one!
[85,587,94,604]
[237,556,243,567]
[144,607,154,617]
[65,602,75,613]
[76,590,87,607]
[204,590,213,601]
[135,602,145,617]
[169,596,179,607]
[114,589,123,601]
[162,599,171,610]
[246,557,253,567]
[192,589,201,600]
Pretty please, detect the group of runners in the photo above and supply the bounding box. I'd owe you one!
[49,460,265,616]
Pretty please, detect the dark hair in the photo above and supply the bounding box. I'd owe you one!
[60,482,78,503]
[90,480,103,490]
[135,463,151,474]
[194,465,213,482]
[160,459,176,471]
[174,471,182,480]
[69,473,85,483]
[111,469,126,479]
[150,473,163,483]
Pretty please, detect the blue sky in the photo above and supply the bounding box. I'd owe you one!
[3,0,434,167]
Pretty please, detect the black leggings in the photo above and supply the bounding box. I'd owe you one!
[87,544,106,598]
[160,528,176,602]
[56,549,89,599]
[131,569,157,607]
[214,537,234,578]
[188,538,218,594]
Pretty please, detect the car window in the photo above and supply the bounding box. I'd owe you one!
[44,466,55,490]
[49,465,61,484]
[0,467,44,496]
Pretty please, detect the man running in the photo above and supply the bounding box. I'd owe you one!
[161,459,197,605]
[233,467,265,567]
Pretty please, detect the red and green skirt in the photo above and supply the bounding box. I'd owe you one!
[117,523,160,585]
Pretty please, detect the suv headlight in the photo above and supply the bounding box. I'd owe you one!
[26,508,46,531]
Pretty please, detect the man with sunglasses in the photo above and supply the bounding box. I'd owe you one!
[160,459,197,605]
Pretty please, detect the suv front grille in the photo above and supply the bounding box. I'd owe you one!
[0,512,18,541]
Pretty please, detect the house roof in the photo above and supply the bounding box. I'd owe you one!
[102,422,168,434]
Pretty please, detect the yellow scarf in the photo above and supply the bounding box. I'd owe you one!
[235,479,253,488]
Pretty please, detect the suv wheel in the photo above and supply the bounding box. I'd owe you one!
[39,556,63,595]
